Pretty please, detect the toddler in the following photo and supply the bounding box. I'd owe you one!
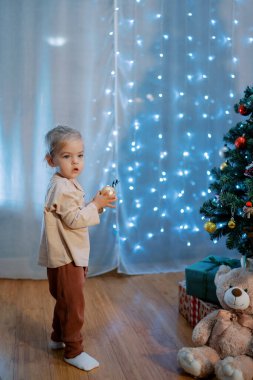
[38,126,117,371]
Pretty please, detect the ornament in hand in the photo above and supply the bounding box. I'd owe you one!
[98,179,119,213]
[100,185,117,197]
[100,179,119,197]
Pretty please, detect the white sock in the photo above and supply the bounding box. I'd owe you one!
[64,352,99,371]
[49,340,65,350]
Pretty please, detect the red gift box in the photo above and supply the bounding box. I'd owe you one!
[178,280,219,327]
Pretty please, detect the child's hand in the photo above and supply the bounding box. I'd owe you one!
[92,191,117,210]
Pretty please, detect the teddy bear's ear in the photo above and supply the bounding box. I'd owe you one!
[214,264,231,286]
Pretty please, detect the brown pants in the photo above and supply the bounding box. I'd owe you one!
[47,262,87,358]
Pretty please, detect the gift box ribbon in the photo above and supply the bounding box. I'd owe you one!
[201,256,240,300]
[205,256,240,267]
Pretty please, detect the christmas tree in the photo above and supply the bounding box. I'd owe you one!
[200,85,253,259]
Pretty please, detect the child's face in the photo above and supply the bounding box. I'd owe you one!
[51,139,84,179]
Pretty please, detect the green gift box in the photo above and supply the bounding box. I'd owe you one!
[185,255,241,305]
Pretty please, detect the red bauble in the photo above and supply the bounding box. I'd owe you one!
[239,104,251,116]
[246,201,252,207]
[234,136,246,149]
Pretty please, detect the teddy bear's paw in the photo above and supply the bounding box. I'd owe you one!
[177,348,202,377]
[215,357,244,380]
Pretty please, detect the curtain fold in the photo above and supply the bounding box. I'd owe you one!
[0,0,252,278]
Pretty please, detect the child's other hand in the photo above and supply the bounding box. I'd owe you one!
[92,191,117,210]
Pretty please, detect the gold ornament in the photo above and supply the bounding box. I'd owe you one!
[220,162,228,170]
[228,217,236,229]
[100,185,116,197]
[98,183,118,214]
[204,221,217,233]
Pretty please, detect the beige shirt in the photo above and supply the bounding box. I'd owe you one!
[38,173,100,268]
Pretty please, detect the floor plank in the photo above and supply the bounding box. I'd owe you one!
[0,272,215,380]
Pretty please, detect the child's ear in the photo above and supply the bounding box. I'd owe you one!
[45,153,55,167]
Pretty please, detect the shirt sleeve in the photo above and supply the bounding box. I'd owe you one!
[54,191,100,229]
[45,177,100,229]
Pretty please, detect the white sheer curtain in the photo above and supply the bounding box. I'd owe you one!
[0,0,252,279]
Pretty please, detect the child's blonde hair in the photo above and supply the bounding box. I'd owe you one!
[45,126,82,157]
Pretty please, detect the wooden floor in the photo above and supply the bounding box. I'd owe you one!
[0,271,214,380]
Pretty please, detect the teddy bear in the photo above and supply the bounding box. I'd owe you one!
[177,264,253,380]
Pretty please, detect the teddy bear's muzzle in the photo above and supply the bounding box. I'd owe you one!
[224,287,250,310]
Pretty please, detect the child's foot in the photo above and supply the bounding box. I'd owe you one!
[49,340,66,350]
[64,352,99,371]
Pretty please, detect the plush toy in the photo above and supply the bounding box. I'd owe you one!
[177,265,253,380]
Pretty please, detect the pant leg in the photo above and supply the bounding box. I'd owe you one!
[47,262,87,358]
[47,267,62,342]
